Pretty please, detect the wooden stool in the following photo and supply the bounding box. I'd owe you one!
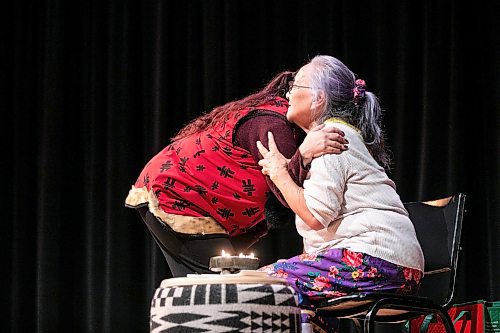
[150,270,301,332]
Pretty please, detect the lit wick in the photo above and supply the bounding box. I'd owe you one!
[211,250,260,273]
[221,249,256,259]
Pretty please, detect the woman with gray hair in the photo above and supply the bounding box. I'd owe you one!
[257,55,424,332]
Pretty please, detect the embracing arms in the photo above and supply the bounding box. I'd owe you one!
[257,131,327,230]
[235,114,347,205]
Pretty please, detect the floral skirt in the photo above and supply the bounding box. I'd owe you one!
[260,248,423,332]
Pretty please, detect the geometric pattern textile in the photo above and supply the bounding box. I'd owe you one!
[150,283,301,332]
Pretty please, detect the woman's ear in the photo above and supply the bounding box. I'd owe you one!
[312,90,326,109]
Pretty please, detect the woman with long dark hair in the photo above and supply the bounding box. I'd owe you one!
[125,70,348,277]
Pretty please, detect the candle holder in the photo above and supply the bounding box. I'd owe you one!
[209,254,260,274]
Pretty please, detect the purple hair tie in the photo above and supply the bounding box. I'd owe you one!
[353,79,366,100]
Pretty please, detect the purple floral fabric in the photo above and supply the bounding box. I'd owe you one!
[261,248,423,332]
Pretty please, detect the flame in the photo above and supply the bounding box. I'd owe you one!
[220,249,257,259]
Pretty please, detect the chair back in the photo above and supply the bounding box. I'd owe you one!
[404,193,466,308]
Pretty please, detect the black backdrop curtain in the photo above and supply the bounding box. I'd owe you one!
[3,0,499,332]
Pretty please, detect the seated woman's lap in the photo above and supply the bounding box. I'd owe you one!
[260,247,422,307]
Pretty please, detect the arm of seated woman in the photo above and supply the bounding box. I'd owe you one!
[274,176,324,231]
[257,131,324,231]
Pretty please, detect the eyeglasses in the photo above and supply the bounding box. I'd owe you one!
[287,81,313,94]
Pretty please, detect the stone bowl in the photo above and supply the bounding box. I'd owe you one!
[209,255,260,273]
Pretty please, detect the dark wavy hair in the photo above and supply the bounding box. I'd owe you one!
[171,71,294,142]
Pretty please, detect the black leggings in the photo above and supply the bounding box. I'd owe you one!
[136,206,235,277]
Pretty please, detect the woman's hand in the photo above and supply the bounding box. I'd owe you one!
[299,124,349,166]
[257,131,324,231]
[257,132,289,182]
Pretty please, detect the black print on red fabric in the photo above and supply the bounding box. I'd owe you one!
[172,200,191,211]
[222,147,233,156]
[212,146,219,152]
[217,207,234,219]
[217,166,235,178]
[211,197,219,204]
[195,137,201,145]
[178,157,189,173]
[183,186,192,192]
[211,181,219,190]
[160,161,173,172]
[242,207,260,217]
[193,149,205,158]
[175,147,182,155]
[233,193,241,200]
[242,179,255,196]
[240,165,248,170]
[143,174,150,187]
[272,99,284,107]
[241,153,249,159]
[163,178,176,189]
[196,165,205,171]
[193,185,208,195]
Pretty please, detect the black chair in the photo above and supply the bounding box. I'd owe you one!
[313,193,466,333]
